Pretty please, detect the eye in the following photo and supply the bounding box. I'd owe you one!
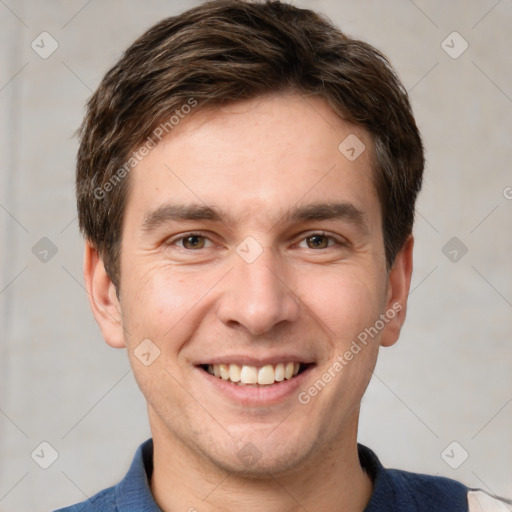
[298,233,343,250]
[172,234,213,250]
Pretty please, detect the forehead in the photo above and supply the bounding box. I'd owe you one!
[124,94,379,230]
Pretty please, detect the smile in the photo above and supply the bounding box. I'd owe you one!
[201,362,309,386]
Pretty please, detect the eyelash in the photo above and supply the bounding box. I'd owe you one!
[167,232,346,250]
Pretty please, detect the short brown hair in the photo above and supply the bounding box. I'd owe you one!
[76,0,424,289]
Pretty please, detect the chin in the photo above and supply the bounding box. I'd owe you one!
[204,431,317,478]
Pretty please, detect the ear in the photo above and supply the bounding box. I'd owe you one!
[83,242,126,348]
[380,235,414,348]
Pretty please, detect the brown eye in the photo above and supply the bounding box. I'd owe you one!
[181,235,206,249]
[306,234,330,249]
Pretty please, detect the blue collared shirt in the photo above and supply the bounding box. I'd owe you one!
[54,439,510,511]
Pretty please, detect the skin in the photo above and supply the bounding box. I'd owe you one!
[84,93,413,511]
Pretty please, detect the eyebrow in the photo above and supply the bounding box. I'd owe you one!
[141,201,368,233]
[284,202,367,230]
[141,204,225,232]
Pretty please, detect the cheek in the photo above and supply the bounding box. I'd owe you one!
[300,264,386,341]
[120,266,207,412]
[120,264,202,343]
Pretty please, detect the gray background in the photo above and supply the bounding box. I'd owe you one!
[0,0,511,510]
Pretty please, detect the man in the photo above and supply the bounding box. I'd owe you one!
[57,1,511,510]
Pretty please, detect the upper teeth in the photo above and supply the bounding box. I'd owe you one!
[206,362,301,385]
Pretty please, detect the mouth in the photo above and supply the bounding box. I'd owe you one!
[199,362,312,386]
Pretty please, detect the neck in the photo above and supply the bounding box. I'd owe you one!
[149,414,373,512]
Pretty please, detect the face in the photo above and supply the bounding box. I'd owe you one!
[86,94,412,476]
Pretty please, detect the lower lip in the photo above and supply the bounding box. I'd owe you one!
[197,365,315,406]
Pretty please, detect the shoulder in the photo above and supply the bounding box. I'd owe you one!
[53,485,117,511]
[358,445,511,512]
[53,439,157,512]
[383,469,512,511]
[386,467,469,509]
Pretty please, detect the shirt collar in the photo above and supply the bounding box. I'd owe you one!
[357,443,397,511]
[115,438,162,511]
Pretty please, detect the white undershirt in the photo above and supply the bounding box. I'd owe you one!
[468,490,512,512]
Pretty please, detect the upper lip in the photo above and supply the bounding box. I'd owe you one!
[196,354,315,367]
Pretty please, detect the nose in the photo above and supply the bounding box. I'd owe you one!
[217,248,300,335]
